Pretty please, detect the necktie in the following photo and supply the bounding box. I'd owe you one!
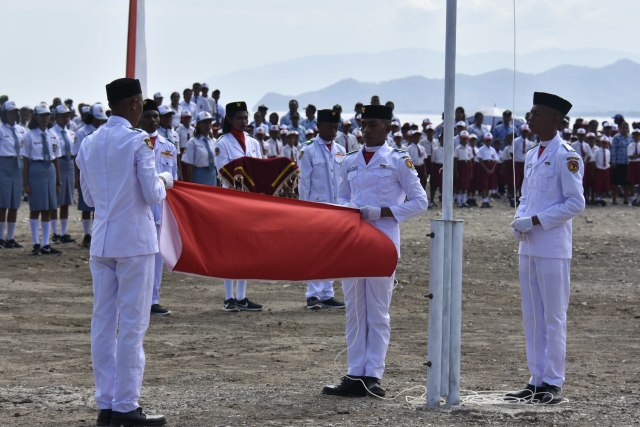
[61,129,71,160]
[602,149,605,168]
[10,126,21,168]
[204,137,214,166]
[538,144,546,158]
[522,138,526,154]
[41,132,51,162]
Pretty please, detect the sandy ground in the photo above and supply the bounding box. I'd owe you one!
[0,197,639,426]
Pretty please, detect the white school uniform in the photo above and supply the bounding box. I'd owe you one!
[516,132,585,388]
[75,115,166,413]
[337,144,428,379]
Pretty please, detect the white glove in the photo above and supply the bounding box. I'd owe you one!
[511,216,534,233]
[512,229,525,241]
[158,171,174,189]
[360,206,381,221]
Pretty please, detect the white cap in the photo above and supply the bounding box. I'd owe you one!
[393,132,403,138]
[425,124,435,131]
[410,122,417,127]
[201,82,209,89]
[181,109,192,117]
[54,104,70,115]
[483,132,493,140]
[153,92,163,99]
[305,128,314,135]
[158,105,174,116]
[391,120,400,127]
[586,132,596,138]
[577,128,586,134]
[599,135,610,142]
[34,102,50,115]
[422,118,432,125]
[407,130,415,136]
[353,129,362,137]
[459,130,469,138]
[81,105,91,114]
[563,128,572,134]
[456,121,467,128]
[196,111,213,122]
[255,127,265,134]
[91,103,108,120]
[469,133,478,140]
[342,119,351,125]
[520,124,530,132]
[290,130,299,136]
[602,121,611,128]
[1,100,18,111]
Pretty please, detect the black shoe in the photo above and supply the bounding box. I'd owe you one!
[52,234,61,243]
[82,234,91,248]
[4,239,22,248]
[237,297,263,311]
[509,198,515,208]
[504,383,542,402]
[480,202,492,208]
[320,297,345,309]
[40,244,62,255]
[31,244,42,256]
[224,298,240,312]
[0,239,4,248]
[151,304,171,316]
[598,200,607,207]
[466,198,477,206]
[632,200,639,207]
[306,296,322,310]
[109,407,166,426]
[60,234,76,243]
[96,409,112,426]
[322,376,367,397]
[538,382,563,404]
[363,376,386,397]
[491,193,501,199]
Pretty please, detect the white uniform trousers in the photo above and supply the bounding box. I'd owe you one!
[305,280,334,300]
[519,255,571,387]
[342,275,394,380]
[152,224,163,305]
[90,254,155,413]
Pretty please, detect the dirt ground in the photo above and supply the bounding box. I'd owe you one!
[0,198,639,426]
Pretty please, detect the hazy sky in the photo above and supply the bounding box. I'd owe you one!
[3,0,639,108]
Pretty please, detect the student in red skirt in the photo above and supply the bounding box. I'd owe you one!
[593,136,611,206]
[583,132,597,204]
[626,128,640,206]
[454,130,473,207]
[467,133,480,206]
[430,134,443,207]
[477,133,499,208]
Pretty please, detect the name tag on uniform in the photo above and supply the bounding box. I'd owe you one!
[347,166,358,173]
[161,151,173,158]
[335,152,345,158]
[379,163,388,168]
[544,161,551,165]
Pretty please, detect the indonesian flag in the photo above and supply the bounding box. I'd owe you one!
[126,0,147,96]
[159,182,398,281]
[219,157,298,195]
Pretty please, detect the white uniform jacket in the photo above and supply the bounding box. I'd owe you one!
[298,136,346,203]
[338,144,428,256]
[214,132,263,188]
[516,133,585,259]
[76,115,166,258]
[150,132,178,224]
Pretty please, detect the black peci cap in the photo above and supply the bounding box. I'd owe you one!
[361,105,393,121]
[317,109,340,123]
[106,78,142,105]
[142,99,158,112]
[226,101,248,117]
[533,92,572,116]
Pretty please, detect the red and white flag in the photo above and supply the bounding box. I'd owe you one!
[159,182,398,281]
[126,0,147,96]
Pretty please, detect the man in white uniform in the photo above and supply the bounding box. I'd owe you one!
[298,109,347,310]
[76,78,171,426]
[508,92,585,405]
[323,105,428,398]
[139,99,179,317]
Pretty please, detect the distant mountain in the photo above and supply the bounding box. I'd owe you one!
[204,48,640,108]
[254,60,640,117]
